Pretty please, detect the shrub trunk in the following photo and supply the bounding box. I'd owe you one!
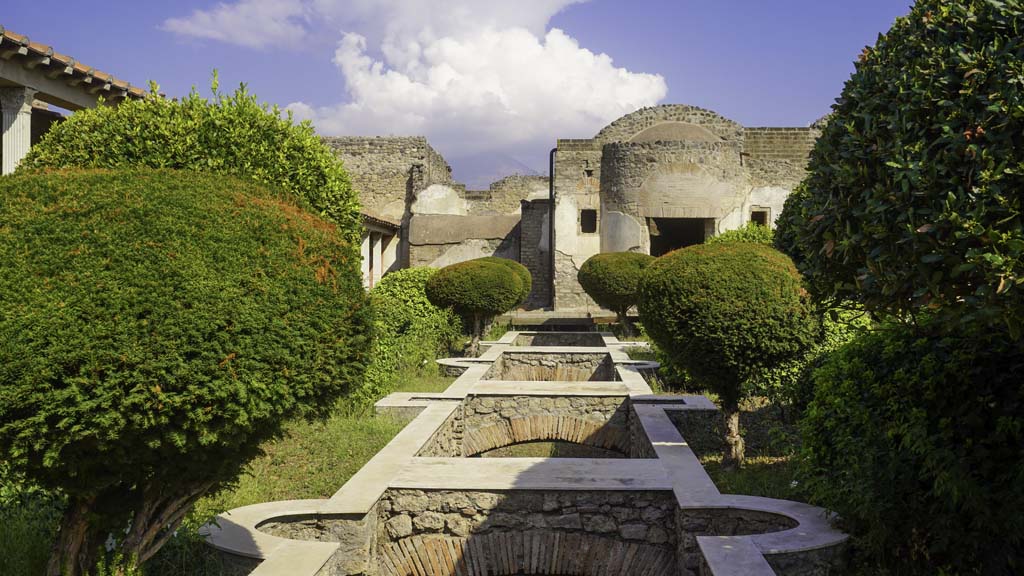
[46,480,213,575]
[616,309,634,338]
[722,403,745,469]
[467,314,483,357]
[46,496,97,576]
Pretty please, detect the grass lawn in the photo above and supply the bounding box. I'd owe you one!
[0,370,454,576]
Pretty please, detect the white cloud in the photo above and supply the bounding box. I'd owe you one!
[161,0,310,49]
[163,0,668,171]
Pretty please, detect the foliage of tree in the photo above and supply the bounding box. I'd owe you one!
[801,321,1024,574]
[20,75,361,246]
[775,0,1024,336]
[478,256,532,306]
[0,170,371,576]
[755,307,872,414]
[638,243,817,466]
[425,259,524,355]
[577,252,655,335]
[706,222,775,246]
[359,268,462,404]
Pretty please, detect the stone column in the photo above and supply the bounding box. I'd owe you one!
[1,87,36,175]
[371,232,383,288]
[381,233,397,277]
[360,232,371,289]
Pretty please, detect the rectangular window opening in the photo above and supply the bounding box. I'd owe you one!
[751,210,769,227]
[581,209,598,234]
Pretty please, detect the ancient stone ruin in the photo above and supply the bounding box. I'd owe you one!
[203,332,847,575]
[327,104,820,311]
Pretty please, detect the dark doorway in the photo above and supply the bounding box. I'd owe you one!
[649,217,710,257]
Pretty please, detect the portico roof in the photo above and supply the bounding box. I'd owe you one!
[0,25,146,110]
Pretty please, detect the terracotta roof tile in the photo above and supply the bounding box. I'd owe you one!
[0,25,146,99]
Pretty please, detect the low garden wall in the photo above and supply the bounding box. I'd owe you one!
[205,332,848,576]
[483,352,616,381]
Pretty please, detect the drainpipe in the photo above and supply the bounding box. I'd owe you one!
[548,147,557,311]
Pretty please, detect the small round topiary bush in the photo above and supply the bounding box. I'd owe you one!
[0,169,371,575]
[425,260,523,355]
[478,256,532,306]
[638,243,818,466]
[778,0,1024,334]
[706,222,775,246]
[577,252,655,335]
[20,78,361,245]
[801,322,1024,574]
[360,268,461,403]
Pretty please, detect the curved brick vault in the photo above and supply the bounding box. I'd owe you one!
[462,415,630,457]
[378,532,675,576]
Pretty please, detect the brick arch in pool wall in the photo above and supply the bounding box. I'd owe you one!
[378,532,676,576]
[462,415,630,457]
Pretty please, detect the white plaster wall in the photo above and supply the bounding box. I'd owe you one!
[412,184,468,215]
[554,195,580,256]
[600,210,648,253]
[716,186,793,235]
[747,186,791,228]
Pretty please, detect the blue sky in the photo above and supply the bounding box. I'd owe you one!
[4,1,911,185]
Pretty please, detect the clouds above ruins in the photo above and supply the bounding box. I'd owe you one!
[161,0,667,173]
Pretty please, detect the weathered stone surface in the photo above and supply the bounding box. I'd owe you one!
[549,513,583,530]
[619,523,649,540]
[385,515,413,539]
[582,514,616,533]
[392,493,429,513]
[412,511,445,531]
[446,516,472,537]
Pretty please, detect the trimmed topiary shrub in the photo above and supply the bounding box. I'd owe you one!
[479,256,532,306]
[0,169,371,576]
[706,222,775,246]
[801,322,1024,574]
[577,252,655,335]
[359,268,461,404]
[20,77,360,245]
[425,260,523,355]
[778,0,1024,335]
[638,243,818,466]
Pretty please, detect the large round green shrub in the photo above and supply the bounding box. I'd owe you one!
[638,243,818,465]
[478,256,532,306]
[20,81,361,246]
[359,268,461,403]
[0,169,371,574]
[801,323,1024,574]
[779,0,1024,334]
[577,252,654,334]
[425,260,522,354]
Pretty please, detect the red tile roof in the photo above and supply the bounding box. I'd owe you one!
[1,25,146,100]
